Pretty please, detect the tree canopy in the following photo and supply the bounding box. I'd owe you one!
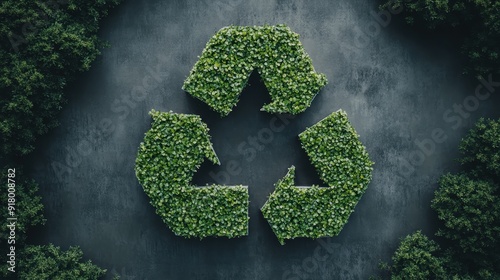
[381,118,500,279]
[0,0,120,161]
[459,118,500,182]
[381,0,500,76]
[18,244,106,280]
[384,231,447,280]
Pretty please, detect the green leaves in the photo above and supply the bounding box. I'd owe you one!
[386,231,448,280]
[380,0,500,76]
[383,117,500,279]
[18,244,106,280]
[0,0,121,160]
[459,118,500,182]
[261,110,374,244]
[135,110,249,238]
[182,25,328,116]
[299,110,373,190]
[431,118,500,272]
[0,169,46,278]
[136,110,373,243]
[432,173,500,256]
[261,166,344,245]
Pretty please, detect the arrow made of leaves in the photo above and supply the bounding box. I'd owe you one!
[135,110,249,238]
[261,110,374,244]
[183,25,328,116]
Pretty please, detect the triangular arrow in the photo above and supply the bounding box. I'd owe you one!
[183,25,328,116]
[261,110,374,244]
[135,110,249,238]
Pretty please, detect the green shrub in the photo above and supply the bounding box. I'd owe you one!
[432,174,500,265]
[0,0,120,160]
[18,244,106,280]
[0,169,45,244]
[1,168,45,279]
[0,1,119,276]
[135,110,249,238]
[182,24,328,116]
[459,118,500,182]
[261,110,373,244]
[384,231,447,280]
[380,118,500,279]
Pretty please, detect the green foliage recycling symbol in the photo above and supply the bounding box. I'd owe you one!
[135,25,373,244]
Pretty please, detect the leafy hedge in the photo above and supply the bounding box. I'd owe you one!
[299,110,374,190]
[261,166,342,244]
[135,110,249,238]
[261,110,373,244]
[182,24,328,116]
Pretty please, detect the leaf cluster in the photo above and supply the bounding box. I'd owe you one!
[182,25,328,116]
[299,110,374,190]
[380,0,500,76]
[18,244,106,280]
[0,169,45,278]
[135,110,249,238]
[381,118,500,279]
[458,118,500,182]
[432,174,500,257]
[0,0,120,160]
[386,231,448,280]
[261,110,373,244]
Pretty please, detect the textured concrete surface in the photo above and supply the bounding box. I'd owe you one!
[28,0,500,279]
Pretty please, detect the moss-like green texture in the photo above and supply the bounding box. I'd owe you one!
[262,110,373,244]
[183,25,327,116]
[135,110,249,238]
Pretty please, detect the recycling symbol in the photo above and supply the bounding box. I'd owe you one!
[135,25,373,244]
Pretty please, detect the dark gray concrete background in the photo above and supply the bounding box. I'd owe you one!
[28,0,500,279]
